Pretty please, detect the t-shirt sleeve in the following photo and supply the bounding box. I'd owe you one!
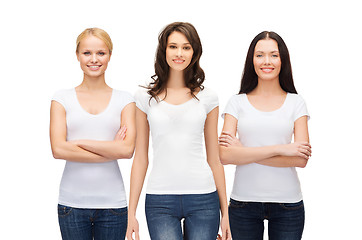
[134,88,150,115]
[118,91,135,110]
[293,95,310,121]
[221,95,240,120]
[204,88,219,114]
[51,89,66,109]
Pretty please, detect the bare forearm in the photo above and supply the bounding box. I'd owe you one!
[128,157,148,216]
[209,162,229,216]
[75,139,135,160]
[219,145,279,165]
[258,156,308,168]
[51,141,111,163]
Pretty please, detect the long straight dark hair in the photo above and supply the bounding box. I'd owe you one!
[146,22,205,101]
[239,31,297,94]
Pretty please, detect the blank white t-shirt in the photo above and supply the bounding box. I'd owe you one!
[52,88,134,208]
[222,93,309,203]
[135,87,218,194]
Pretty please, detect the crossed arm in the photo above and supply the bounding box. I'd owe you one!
[219,114,311,168]
[50,100,136,163]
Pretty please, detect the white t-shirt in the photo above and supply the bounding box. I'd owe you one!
[135,87,218,194]
[222,93,309,203]
[52,88,134,209]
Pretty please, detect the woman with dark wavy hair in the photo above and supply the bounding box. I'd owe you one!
[127,22,231,240]
[219,31,311,240]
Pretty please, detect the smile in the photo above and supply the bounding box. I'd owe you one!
[261,68,274,73]
[173,59,185,64]
[87,65,102,70]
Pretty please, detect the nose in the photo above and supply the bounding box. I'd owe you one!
[264,55,271,64]
[91,53,98,63]
[176,47,182,57]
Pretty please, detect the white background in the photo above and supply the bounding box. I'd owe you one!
[1,0,361,239]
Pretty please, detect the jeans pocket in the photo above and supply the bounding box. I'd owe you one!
[279,200,304,210]
[58,204,73,217]
[229,199,248,208]
[109,207,128,216]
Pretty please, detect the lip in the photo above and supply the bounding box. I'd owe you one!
[173,59,185,64]
[87,65,102,70]
[261,67,274,73]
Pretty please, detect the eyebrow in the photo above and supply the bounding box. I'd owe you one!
[168,42,191,45]
[255,50,279,53]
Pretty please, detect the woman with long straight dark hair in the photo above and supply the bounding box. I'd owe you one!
[219,31,311,240]
[126,22,231,240]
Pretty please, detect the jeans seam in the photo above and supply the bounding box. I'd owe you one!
[279,201,304,210]
[58,205,73,218]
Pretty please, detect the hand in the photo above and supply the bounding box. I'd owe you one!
[279,142,312,159]
[126,215,140,240]
[114,125,127,141]
[218,131,242,148]
[218,215,231,240]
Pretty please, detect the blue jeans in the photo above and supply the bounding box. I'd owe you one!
[145,191,220,240]
[58,204,127,240]
[229,199,305,240]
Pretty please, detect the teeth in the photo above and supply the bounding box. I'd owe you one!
[174,60,184,63]
[89,66,100,69]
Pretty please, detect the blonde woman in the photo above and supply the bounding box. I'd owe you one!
[50,28,136,240]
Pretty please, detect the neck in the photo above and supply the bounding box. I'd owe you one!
[167,69,186,89]
[252,77,285,96]
[78,74,109,91]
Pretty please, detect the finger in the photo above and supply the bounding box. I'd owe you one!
[218,137,231,144]
[221,131,233,137]
[135,231,140,240]
[218,142,230,147]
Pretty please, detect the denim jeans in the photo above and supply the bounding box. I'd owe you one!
[58,204,127,240]
[145,191,220,240]
[229,199,305,240]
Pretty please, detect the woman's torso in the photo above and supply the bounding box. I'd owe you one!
[135,87,218,194]
[223,93,309,203]
[52,88,134,208]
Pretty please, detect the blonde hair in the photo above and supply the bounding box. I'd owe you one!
[76,28,113,54]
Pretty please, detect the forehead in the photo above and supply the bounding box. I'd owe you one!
[78,35,108,50]
[254,39,279,52]
[167,31,190,44]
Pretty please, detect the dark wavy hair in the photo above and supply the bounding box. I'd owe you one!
[239,31,297,94]
[146,22,205,101]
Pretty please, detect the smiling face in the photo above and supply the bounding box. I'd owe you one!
[76,35,111,79]
[166,31,194,73]
[253,39,281,82]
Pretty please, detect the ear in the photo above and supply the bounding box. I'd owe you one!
[76,51,80,61]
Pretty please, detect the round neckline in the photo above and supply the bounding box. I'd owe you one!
[74,88,114,116]
[244,93,289,113]
[159,89,201,107]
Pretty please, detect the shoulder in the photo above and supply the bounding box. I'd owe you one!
[198,87,219,113]
[52,88,74,107]
[113,89,135,101]
[225,93,246,108]
[198,87,218,101]
[287,93,307,106]
[134,87,150,100]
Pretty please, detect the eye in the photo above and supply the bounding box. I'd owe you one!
[83,51,91,56]
[169,45,177,49]
[98,52,105,56]
[255,54,263,57]
[183,46,192,50]
[272,54,279,57]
